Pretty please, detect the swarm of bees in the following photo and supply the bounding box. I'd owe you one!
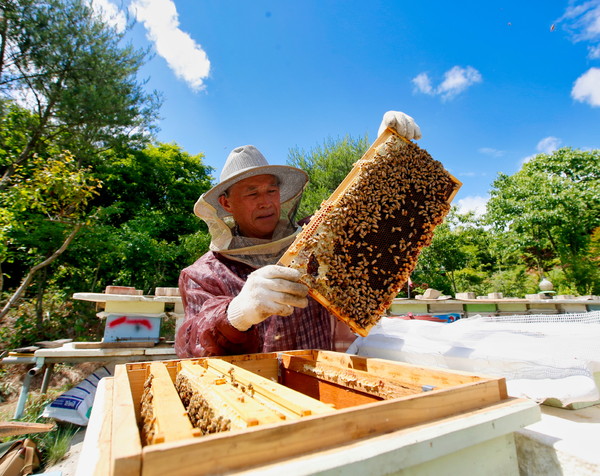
[281,131,460,336]
[140,374,157,445]
[175,372,232,435]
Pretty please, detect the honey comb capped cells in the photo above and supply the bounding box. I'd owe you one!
[280,130,461,336]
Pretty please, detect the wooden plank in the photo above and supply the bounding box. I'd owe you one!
[140,382,511,476]
[77,376,114,476]
[464,303,497,313]
[71,341,156,349]
[0,421,55,437]
[238,404,536,475]
[206,358,334,417]
[310,350,505,393]
[111,365,142,476]
[141,363,200,444]
[280,354,422,400]
[429,302,464,313]
[104,300,165,313]
[389,302,429,314]
[282,369,379,408]
[124,363,148,419]
[34,347,147,358]
[178,361,285,428]
[224,356,279,381]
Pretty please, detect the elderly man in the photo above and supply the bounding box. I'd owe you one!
[175,111,421,357]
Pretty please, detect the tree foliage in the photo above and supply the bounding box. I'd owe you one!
[287,135,369,219]
[0,0,212,347]
[0,150,100,319]
[0,0,161,188]
[61,143,213,295]
[486,147,600,294]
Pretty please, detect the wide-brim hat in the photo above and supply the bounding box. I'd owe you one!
[197,145,308,218]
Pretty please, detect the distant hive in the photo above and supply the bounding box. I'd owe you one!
[279,129,461,336]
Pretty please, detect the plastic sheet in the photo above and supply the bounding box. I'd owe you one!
[348,312,600,405]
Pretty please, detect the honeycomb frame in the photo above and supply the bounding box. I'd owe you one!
[279,128,461,336]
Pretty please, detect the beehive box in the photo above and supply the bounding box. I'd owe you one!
[279,129,461,336]
[96,350,520,476]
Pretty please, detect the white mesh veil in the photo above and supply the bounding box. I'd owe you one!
[195,184,306,268]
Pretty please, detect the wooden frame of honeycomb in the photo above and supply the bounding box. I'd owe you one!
[278,128,461,336]
[139,357,334,446]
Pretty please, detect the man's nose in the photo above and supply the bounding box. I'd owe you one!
[257,193,272,207]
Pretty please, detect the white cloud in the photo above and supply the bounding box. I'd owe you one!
[89,0,127,33]
[572,67,600,106]
[438,66,482,100]
[559,1,600,41]
[412,66,482,101]
[558,1,600,59]
[478,147,505,158]
[456,195,488,217]
[536,136,562,154]
[520,136,563,165]
[129,0,210,92]
[589,44,600,58]
[412,73,434,95]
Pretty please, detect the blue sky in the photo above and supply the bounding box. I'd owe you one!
[93,0,600,216]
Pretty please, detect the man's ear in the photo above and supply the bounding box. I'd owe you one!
[218,194,233,213]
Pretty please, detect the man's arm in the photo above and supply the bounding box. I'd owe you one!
[227,265,308,331]
[175,258,260,357]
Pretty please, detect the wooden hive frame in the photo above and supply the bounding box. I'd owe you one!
[174,358,334,434]
[140,362,201,445]
[101,350,520,476]
[279,128,462,336]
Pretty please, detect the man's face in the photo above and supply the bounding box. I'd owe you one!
[218,174,281,239]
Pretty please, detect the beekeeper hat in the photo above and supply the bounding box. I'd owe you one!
[196,145,308,218]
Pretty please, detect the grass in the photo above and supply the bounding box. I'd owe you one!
[0,387,82,470]
[40,424,81,468]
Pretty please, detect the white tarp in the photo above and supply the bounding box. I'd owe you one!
[348,311,600,405]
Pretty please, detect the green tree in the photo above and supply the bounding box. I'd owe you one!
[0,0,160,188]
[288,135,370,219]
[59,143,213,295]
[411,209,490,295]
[0,151,100,321]
[486,147,600,295]
[0,142,212,347]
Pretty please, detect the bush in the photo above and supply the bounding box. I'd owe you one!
[0,288,101,350]
[486,267,539,298]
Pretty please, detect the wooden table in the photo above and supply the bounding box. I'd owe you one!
[1,342,177,419]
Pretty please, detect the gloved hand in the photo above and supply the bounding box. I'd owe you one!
[378,111,422,140]
[227,265,309,331]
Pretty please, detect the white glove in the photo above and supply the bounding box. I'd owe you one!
[227,265,309,331]
[377,111,422,140]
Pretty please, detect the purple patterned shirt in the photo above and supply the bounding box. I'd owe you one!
[175,251,334,357]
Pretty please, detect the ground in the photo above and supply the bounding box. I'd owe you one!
[0,362,102,474]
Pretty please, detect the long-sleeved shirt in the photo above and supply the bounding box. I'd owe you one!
[175,251,334,357]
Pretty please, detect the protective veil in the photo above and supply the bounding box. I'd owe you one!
[194,183,305,268]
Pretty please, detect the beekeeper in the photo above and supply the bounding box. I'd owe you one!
[175,111,421,357]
